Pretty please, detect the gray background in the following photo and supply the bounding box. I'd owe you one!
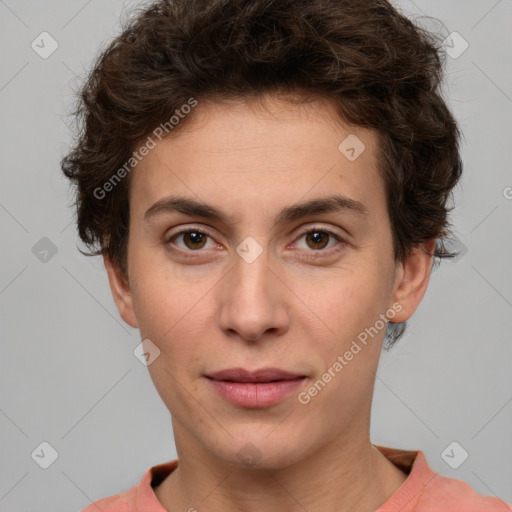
[0,0,511,510]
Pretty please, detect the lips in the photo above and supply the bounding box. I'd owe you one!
[205,367,305,383]
[205,368,307,408]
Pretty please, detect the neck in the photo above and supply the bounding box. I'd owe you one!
[155,426,407,512]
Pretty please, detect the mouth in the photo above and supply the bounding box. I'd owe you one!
[205,367,306,383]
[204,368,307,408]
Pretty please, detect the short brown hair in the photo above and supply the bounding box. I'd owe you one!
[61,0,463,348]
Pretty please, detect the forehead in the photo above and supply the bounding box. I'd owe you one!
[130,95,386,224]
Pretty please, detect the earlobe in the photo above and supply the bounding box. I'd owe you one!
[103,254,139,328]
[390,239,436,324]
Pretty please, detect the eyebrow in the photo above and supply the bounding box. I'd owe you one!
[144,194,369,225]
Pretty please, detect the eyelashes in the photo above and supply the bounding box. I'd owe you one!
[293,228,342,251]
[167,228,217,252]
[165,225,347,258]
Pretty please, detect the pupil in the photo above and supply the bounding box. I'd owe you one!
[186,232,206,249]
[308,231,328,249]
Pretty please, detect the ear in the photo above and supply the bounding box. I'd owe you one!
[390,239,436,323]
[103,254,139,328]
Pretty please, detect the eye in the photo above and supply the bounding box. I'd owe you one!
[166,228,218,251]
[165,225,346,256]
[293,227,345,252]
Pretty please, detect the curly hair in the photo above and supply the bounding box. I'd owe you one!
[61,0,463,349]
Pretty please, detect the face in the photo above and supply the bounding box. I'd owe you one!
[105,94,433,469]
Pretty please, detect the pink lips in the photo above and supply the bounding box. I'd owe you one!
[205,367,306,408]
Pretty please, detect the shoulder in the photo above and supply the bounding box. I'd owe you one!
[77,460,178,512]
[375,445,511,512]
[417,471,512,511]
[79,490,134,512]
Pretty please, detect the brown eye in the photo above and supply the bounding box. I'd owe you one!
[293,227,345,255]
[182,231,207,250]
[167,229,216,252]
[305,231,330,250]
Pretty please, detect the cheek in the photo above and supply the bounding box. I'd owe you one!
[129,259,220,381]
[299,276,388,421]
[129,265,212,414]
[298,263,389,335]
[129,244,207,335]
[296,268,392,402]
[132,279,207,349]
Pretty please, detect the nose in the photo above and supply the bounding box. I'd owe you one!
[218,244,290,343]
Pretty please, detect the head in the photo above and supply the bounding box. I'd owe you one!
[61,0,462,467]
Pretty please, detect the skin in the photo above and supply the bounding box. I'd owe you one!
[104,94,436,512]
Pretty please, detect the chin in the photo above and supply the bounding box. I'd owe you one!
[210,429,314,470]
